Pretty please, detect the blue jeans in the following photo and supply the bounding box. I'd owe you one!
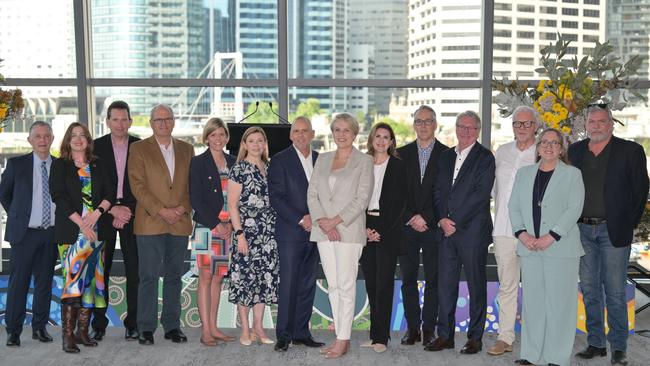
[578,223,631,352]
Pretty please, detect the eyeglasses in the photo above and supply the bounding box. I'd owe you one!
[152,117,174,124]
[512,120,535,128]
[539,139,561,147]
[588,103,609,109]
[414,119,436,126]
[456,125,479,132]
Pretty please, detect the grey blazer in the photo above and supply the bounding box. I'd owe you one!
[307,147,374,245]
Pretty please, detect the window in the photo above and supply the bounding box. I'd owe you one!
[517,4,534,12]
[540,19,557,27]
[517,57,534,66]
[517,18,534,26]
[584,9,600,18]
[562,21,578,29]
[495,16,511,24]
[493,43,511,51]
[562,8,578,16]
[584,22,600,30]
[494,3,511,11]
[540,6,557,14]
[517,31,534,39]
[517,44,534,52]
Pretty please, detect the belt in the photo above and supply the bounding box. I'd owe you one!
[578,217,607,225]
[28,226,51,231]
[367,210,380,217]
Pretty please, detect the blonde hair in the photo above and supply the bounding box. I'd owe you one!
[202,117,229,145]
[236,126,269,164]
[330,113,360,136]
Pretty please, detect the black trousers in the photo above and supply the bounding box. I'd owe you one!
[91,221,139,330]
[398,227,438,332]
[5,228,57,335]
[360,215,398,344]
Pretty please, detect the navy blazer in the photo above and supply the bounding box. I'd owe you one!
[268,145,318,242]
[0,153,56,244]
[568,136,649,247]
[433,142,495,246]
[189,149,236,229]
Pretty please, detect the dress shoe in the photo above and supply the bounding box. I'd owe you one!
[422,329,434,346]
[124,327,139,340]
[575,345,607,359]
[138,331,154,345]
[611,350,628,365]
[6,333,20,347]
[460,339,482,354]
[487,340,513,355]
[400,329,421,345]
[239,335,252,346]
[32,329,53,343]
[274,339,290,352]
[250,332,274,345]
[373,343,388,353]
[164,329,188,343]
[292,337,325,347]
[514,359,533,365]
[424,337,454,352]
[90,329,105,341]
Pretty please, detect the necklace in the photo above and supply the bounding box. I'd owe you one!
[536,169,554,207]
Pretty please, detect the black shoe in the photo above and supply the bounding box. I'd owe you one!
[274,339,290,352]
[460,339,482,354]
[611,350,628,365]
[138,331,154,345]
[90,329,106,341]
[32,329,53,343]
[164,329,187,343]
[422,329,434,346]
[125,327,139,341]
[424,337,454,352]
[514,360,533,365]
[400,329,421,345]
[6,333,20,347]
[292,337,325,347]
[576,345,607,359]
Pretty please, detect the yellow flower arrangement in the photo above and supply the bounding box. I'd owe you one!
[0,58,25,133]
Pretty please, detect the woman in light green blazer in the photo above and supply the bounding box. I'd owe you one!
[508,128,585,366]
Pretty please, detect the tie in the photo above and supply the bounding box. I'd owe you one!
[41,161,51,228]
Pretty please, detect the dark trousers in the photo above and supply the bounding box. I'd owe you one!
[91,221,139,330]
[360,216,398,344]
[275,239,319,341]
[5,228,57,335]
[398,227,438,332]
[437,238,488,341]
[136,234,188,333]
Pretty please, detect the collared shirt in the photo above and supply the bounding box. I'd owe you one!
[111,135,128,199]
[29,154,56,228]
[493,140,537,237]
[452,142,476,185]
[368,158,389,211]
[580,140,611,218]
[417,139,435,182]
[293,144,314,181]
[157,138,175,182]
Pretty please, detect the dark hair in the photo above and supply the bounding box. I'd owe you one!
[107,100,131,120]
[367,122,398,157]
[60,122,95,162]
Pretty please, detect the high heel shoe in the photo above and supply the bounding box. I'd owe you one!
[324,339,349,359]
[250,332,274,345]
[200,336,218,347]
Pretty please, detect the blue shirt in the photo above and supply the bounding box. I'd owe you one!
[28,154,56,228]
[417,140,435,182]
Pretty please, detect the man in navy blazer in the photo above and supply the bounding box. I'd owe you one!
[570,104,649,366]
[429,111,495,355]
[0,121,58,347]
[268,116,323,351]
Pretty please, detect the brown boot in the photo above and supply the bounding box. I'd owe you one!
[61,304,80,353]
[75,307,98,347]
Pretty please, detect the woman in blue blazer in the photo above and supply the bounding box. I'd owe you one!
[508,128,585,366]
[189,118,236,346]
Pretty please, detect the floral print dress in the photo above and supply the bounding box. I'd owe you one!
[227,160,279,307]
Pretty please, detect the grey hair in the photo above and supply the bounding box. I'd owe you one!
[29,121,53,136]
[456,110,481,130]
[330,113,360,135]
[586,104,614,123]
[413,105,436,119]
[149,104,175,120]
[512,105,541,125]
[292,115,313,131]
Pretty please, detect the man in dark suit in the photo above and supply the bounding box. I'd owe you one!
[570,104,648,366]
[0,121,58,347]
[397,105,449,347]
[429,110,495,354]
[268,116,323,352]
[90,101,141,341]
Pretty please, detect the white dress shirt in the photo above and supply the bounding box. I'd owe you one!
[157,138,175,182]
[452,142,476,185]
[293,144,314,181]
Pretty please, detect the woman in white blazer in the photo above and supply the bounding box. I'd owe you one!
[307,113,373,359]
[509,128,585,366]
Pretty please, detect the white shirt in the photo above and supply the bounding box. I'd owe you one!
[293,144,313,181]
[452,142,476,185]
[157,138,175,182]
[368,158,389,210]
[492,140,537,237]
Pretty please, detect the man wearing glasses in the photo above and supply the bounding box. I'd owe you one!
[396,105,449,347]
[128,104,195,345]
[487,106,538,356]
[430,111,495,354]
[569,104,648,366]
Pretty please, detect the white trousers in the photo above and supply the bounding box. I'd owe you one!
[317,240,364,340]
[493,236,520,345]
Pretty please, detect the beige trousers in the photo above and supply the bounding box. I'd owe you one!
[493,236,520,345]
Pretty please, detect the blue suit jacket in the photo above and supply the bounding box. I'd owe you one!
[268,146,318,242]
[189,149,236,229]
[0,153,56,244]
[433,143,495,246]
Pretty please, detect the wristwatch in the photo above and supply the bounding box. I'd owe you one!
[234,229,244,236]
[97,206,105,215]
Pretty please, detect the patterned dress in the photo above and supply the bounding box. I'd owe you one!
[57,164,106,308]
[227,160,279,307]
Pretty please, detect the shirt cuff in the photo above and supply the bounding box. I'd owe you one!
[549,230,561,241]
[514,230,527,239]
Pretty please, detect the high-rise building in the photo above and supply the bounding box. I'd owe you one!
[348,45,375,114]
[607,0,650,82]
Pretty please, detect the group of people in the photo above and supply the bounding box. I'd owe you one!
[0,101,647,366]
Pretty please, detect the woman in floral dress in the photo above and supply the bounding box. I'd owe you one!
[227,126,279,346]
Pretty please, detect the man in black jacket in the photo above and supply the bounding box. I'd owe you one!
[90,101,141,341]
[396,105,449,347]
[570,104,649,366]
